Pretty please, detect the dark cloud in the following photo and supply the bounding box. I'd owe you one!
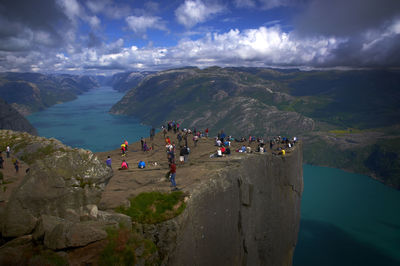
[0,0,70,52]
[325,35,400,68]
[0,0,68,38]
[293,0,400,37]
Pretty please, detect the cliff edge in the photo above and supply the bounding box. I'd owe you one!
[97,132,303,266]
[166,142,303,265]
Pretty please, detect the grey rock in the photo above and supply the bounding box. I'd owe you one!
[0,235,33,265]
[44,221,107,250]
[97,210,132,229]
[1,145,112,237]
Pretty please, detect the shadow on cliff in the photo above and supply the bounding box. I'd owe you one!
[293,219,400,266]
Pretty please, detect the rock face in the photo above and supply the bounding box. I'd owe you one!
[167,143,303,265]
[0,130,123,252]
[2,147,113,237]
[0,98,37,135]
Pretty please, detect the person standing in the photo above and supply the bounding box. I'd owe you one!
[124,140,129,151]
[106,156,112,168]
[140,137,144,151]
[14,159,19,173]
[0,154,4,169]
[169,161,179,191]
[6,146,10,158]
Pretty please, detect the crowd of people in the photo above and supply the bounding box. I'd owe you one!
[105,120,298,192]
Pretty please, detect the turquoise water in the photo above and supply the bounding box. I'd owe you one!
[294,165,400,266]
[28,86,151,152]
[27,87,400,264]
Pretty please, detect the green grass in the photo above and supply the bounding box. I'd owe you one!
[99,227,159,266]
[116,191,186,224]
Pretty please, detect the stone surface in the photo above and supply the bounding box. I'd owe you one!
[44,221,107,250]
[1,142,112,237]
[97,210,132,229]
[167,143,303,266]
[0,235,34,265]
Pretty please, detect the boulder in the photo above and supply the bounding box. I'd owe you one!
[44,221,107,250]
[97,210,132,229]
[0,235,34,265]
[1,148,112,237]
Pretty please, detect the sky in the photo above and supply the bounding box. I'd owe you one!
[0,0,399,74]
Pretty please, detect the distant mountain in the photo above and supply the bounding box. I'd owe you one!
[108,71,154,92]
[110,67,315,136]
[110,66,400,189]
[0,97,37,135]
[0,72,100,115]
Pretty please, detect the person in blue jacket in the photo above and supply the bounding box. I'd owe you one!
[138,160,146,169]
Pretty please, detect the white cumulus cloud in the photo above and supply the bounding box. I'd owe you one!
[175,0,224,28]
[126,15,167,34]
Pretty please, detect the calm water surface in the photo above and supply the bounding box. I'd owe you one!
[28,87,400,265]
[28,86,150,152]
[294,165,400,266]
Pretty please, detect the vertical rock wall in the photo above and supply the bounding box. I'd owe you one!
[169,143,303,266]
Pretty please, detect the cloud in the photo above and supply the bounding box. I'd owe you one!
[126,15,167,34]
[234,0,256,8]
[168,26,344,68]
[175,0,224,28]
[0,0,400,73]
[234,0,298,10]
[293,0,400,37]
[86,0,131,19]
[56,0,81,23]
[0,0,69,52]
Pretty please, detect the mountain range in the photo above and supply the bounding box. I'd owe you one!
[0,72,100,115]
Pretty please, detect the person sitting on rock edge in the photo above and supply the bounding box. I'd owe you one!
[138,160,145,169]
[120,160,128,170]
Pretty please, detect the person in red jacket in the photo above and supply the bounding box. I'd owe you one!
[169,161,179,191]
[120,160,128,170]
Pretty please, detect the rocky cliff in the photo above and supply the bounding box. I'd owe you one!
[0,130,131,265]
[96,132,303,265]
[0,98,37,135]
[164,143,303,265]
[0,130,303,265]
